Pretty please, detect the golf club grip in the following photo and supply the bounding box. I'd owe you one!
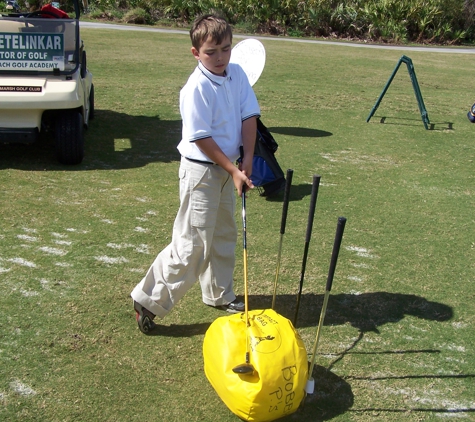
[242,186,247,249]
[326,217,347,292]
[280,169,294,234]
[305,175,321,242]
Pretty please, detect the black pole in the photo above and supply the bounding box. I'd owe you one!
[272,169,293,309]
[294,174,320,327]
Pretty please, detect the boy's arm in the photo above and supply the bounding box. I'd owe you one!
[195,137,254,197]
[240,116,257,179]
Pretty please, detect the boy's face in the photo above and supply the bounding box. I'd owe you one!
[192,36,232,77]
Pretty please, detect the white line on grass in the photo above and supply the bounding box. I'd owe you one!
[38,246,67,256]
[40,279,51,291]
[135,244,149,254]
[54,240,72,246]
[16,234,37,242]
[55,262,72,267]
[65,228,89,233]
[129,268,145,273]
[20,289,39,297]
[345,245,379,259]
[107,243,134,249]
[9,380,36,397]
[95,256,129,264]
[352,262,372,269]
[134,227,149,233]
[7,258,36,268]
[51,232,67,238]
[21,228,37,233]
[107,243,149,254]
[349,290,363,295]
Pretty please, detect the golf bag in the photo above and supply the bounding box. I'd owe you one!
[203,309,308,422]
[468,103,475,123]
[246,118,286,197]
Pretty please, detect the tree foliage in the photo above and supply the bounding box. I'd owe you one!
[52,0,475,43]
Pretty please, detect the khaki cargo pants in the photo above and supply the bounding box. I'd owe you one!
[131,157,237,318]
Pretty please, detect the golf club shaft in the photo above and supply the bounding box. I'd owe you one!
[272,169,293,309]
[308,217,347,379]
[242,188,251,359]
[294,174,321,326]
[308,290,330,380]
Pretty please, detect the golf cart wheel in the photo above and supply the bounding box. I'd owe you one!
[55,111,84,165]
[89,84,95,121]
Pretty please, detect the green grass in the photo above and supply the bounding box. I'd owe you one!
[1,27,474,421]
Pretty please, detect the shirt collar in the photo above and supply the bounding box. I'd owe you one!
[198,61,229,86]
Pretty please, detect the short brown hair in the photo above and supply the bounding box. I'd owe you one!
[190,14,233,50]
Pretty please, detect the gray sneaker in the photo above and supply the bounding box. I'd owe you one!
[219,299,245,314]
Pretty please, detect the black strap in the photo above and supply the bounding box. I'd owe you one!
[185,157,215,165]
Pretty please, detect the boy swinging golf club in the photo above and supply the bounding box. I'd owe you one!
[131,14,261,333]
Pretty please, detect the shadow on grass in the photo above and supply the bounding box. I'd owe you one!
[282,367,475,421]
[147,291,452,338]
[263,182,321,202]
[252,291,453,331]
[281,365,354,421]
[146,322,211,337]
[0,110,332,171]
[0,109,182,171]
[267,127,332,138]
[263,291,456,419]
[372,115,454,131]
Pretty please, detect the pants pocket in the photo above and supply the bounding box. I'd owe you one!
[191,173,219,228]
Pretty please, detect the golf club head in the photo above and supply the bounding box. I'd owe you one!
[230,39,266,87]
[232,363,255,375]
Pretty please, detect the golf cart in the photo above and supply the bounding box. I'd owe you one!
[0,0,94,164]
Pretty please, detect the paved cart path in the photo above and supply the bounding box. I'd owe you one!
[80,21,475,54]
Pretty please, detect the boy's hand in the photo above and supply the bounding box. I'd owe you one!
[232,168,254,197]
[239,156,253,181]
[195,137,254,196]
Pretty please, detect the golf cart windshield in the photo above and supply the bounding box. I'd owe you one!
[0,5,81,76]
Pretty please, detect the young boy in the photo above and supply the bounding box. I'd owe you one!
[131,14,260,333]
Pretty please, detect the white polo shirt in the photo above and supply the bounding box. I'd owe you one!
[177,61,260,163]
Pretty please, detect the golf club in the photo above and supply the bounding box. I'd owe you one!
[294,174,321,327]
[306,216,347,394]
[271,168,294,310]
[232,186,255,375]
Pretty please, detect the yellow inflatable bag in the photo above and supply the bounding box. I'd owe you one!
[203,309,308,421]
